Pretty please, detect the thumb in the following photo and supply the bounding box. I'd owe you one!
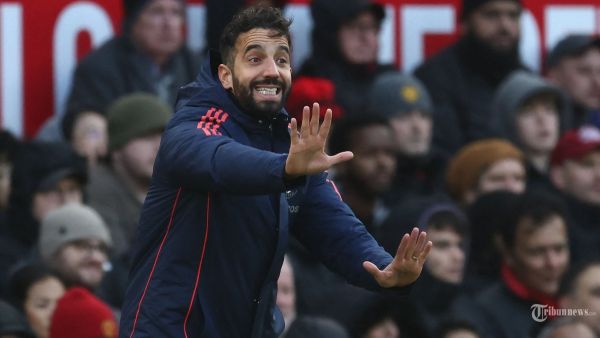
[328,151,354,166]
[363,261,382,281]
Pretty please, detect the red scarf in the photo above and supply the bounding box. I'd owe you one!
[501,263,559,310]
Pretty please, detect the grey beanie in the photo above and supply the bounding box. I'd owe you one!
[491,70,571,145]
[367,72,433,118]
[38,203,112,261]
[107,93,171,152]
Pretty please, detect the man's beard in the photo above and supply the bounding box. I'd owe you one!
[232,75,290,118]
[460,30,522,85]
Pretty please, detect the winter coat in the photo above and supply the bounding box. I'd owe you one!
[119,52,405,338]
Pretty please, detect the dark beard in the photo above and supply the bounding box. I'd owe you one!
[459,31,522,85]
[232,76,290,119]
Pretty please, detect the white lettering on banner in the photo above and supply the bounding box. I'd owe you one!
[546,6,596,51]
[53,2,113,116]
[520,10,541,71]
[186,4,206,54]
[284,4,312,70]
[378,6,395,65]
[401,5,454,72]
[1,4,23,137]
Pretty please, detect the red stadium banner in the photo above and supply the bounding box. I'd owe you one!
[0,0,599,138]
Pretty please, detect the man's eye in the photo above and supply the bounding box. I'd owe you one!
[248,57,260,63]
[277,58,289,64]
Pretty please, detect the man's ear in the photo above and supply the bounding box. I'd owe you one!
[218,63,233,90]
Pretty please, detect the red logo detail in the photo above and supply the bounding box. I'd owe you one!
[197,108,229,136]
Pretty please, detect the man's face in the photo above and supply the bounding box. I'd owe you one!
[220,28,291,118]
[467,158,526,203]
[113,133,162,183]
[465,0,521,53]
[425,227,466,284]
[344,125,396,196]
[561,265,600,334]
[390,110,432,156]
[548,47,600,110]
[338,11,380,65]
[516,94,560,154]
[52,239,109,289]
[32,177,84,222]
[131,0,184,62]
[507,215,569,296]
[72,111,108,168]
[551,151,600,206]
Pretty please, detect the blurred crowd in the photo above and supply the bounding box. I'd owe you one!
[1,0,599,337]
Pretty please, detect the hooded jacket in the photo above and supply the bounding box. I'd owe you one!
[119,53,402,338]
[491,70,571,146]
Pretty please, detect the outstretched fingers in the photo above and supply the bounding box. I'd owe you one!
[318,108,333,140]
[300,106,310,138]
[310,102,320,135]
[289,118,298,145]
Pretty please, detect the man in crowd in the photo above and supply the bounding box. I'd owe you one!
[286,0,392,120]
[367,72,448,204]
[550,125,600,261]
[446,139,526,206]
[119,6,432,337]
[415,0,524,153]
[457,191,570,338]
[546,34,600,127]
[87,93,170,260]
[329,115,397,232]
[38,204,112,293]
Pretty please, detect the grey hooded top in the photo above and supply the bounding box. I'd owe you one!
[491,70,572,148]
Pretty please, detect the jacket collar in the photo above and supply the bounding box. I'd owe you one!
[501,263,559,309]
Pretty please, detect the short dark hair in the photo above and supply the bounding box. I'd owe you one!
[6,263,62,311]
[499,189,568,249]
[435,318,480,338]
[426,209,469,238]
[219,4,292,66]
[329,115,392,155]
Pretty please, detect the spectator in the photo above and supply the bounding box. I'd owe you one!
[62,110,108,169]
[286,0,392,120]
[412,204,469,335]
[415,0,524,154]
[537,318,597,338]
[277,256,296,333]
[329,115,397,231]
[38,204,112,293]
[464,191,520,291]
[0,300,34,338]
[492,70,571,190]
[87,93,170,259]
[367,72,448,204]
[49,287,118,338]
[458,191,570,338]
[65,0,198,116]
[558,260,600,335]
[7,142,87,248]
[0,130,18,217]
[5,264,65,338]
[446,139,525,206]
[549,125,600,261]
[546,34,600,127]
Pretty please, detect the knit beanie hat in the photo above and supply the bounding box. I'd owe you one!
[38,203,112,261]
[461,0,522,21]
[122,0,185,33]
[50,287,117,338]
[368,72,433,118]
[446,139,524,202]
[107,93,171,152]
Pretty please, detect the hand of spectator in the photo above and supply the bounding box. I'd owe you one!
[363,227,432,288]
[285,103,353,178]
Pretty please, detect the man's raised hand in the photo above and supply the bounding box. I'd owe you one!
[363,227,433,288]
[285,103,353,178]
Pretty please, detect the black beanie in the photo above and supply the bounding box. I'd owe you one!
[122,0,185,33]
[461,0,521,21]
